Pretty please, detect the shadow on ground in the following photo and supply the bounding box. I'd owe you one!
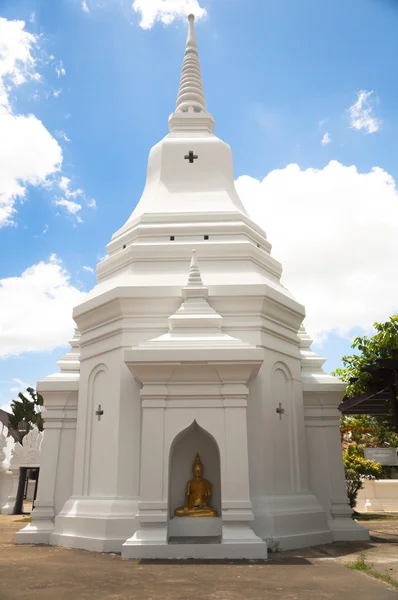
[0,515,397,600]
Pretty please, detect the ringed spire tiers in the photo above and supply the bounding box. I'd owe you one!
[175,14,206,113]
[169,14,214,134]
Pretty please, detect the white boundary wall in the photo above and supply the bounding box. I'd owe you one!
[356,480,398,513]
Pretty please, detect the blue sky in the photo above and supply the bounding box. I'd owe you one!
[1,0,398,410]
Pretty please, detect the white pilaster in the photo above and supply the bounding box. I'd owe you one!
[50,350,139,553]
[304,398,369,541]
[129,399,168,548]
[15,389,77,544]
[300,327,369,542]
[1,469,19,515]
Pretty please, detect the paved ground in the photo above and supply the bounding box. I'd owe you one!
[0,515,397,600]
[321,516,398,583]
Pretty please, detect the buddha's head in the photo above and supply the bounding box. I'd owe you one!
[192,453,203,478]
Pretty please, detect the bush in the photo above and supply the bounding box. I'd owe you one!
[343,444,382,508]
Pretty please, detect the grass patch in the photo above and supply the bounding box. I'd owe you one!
[371,570,398,588]
[354,512,398,522]
[14,517,32,523]
[346,552,398,589]
[347,552,371,572]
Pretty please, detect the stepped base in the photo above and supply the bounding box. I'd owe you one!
[329,518,370,542]
[252,493,336,551]
[15,520,54,545]
[122,539,267,560]
[48,496,139,553]
[122,521,267,560]
[50,532,127,553]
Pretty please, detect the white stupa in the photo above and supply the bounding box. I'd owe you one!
[15,15,368,558]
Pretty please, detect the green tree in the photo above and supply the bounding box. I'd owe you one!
[334,315,398,434]
[340,414,398,448]
[343,444,382,509]
[9,387,44,443]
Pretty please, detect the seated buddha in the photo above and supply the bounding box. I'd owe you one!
[175,453,218,517]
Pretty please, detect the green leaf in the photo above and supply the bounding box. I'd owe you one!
[8,386,45,437]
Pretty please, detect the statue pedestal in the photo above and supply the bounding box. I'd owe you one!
[122,514,267,560]
[168,516,221,539]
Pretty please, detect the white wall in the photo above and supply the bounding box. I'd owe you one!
[54,422,78,515]
[356,480,398,513]
[3,436,15,469]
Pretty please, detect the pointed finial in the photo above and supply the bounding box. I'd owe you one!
[186,14,197,48]
[187,250,204,287]
[175,13,206,113]
[194,453,203,467]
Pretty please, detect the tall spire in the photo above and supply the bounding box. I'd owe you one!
[175,14,206,113]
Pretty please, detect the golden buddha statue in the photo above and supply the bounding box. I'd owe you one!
[175,453,218,517]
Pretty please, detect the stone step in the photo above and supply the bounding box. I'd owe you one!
[168,536,221,544]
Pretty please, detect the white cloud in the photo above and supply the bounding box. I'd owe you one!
[82,265,94,273]
[59,175,70,192]
[0,18,37,107]
[82,0,89,12]
[55,60,66,78]
[321,132,331,145]
[54,175,84,216]
[9,378,30,393]
[56,176,95,217]
[33,223,48,238]
[53,88,62,98]
[55,198,82,215]
[0,255,84,357]
[348,90,381,134]
[0,18,63,226]
[0,106,62,226]
[132,0,206,29]
[236,160,398,342]
[55,130,71,142]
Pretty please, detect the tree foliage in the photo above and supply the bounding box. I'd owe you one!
[340,414,398,448]
[334,315,398,437]
[333,317,398,508]
[333,315,398,398]
[343,444,382,508]
[8,387,44,442]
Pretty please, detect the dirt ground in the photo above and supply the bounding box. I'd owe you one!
[0,515,397,600]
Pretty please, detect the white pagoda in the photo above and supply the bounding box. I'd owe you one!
[15,15,367,559]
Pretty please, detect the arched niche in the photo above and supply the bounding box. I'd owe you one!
[271,362,293,493]
[87,366,110,496]
[168,421,221,519]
